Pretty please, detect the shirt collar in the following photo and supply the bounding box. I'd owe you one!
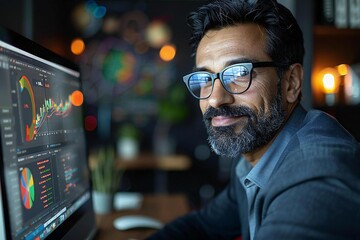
[237,105,306,189]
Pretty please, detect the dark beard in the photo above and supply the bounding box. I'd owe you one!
[203,92,286,157]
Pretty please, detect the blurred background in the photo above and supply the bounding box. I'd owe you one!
[1,0,360,209]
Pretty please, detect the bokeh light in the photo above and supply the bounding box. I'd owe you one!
[93,6,106,19]
[320,67,340,94]
[322,73,336,94]
[145,20,171,48]
[337,64,349,76]
[86,0,106,19]
[71,38,85,55]
[84,115,97,132]
[102,50,136,83]
[103,16,121,34]
[72,3,91,30]
[71,2,102,37]
[159,44,176,62]
[70,90,84,106]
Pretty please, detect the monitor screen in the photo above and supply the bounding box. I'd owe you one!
[0,26,97,240]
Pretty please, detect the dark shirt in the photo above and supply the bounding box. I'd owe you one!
[148,105,360,240]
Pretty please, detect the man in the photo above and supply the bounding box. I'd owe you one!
[148,0,360,239]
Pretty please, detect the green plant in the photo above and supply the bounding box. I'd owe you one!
[91,146,122,193]
[118,123,139,140]
[158,85,189,123]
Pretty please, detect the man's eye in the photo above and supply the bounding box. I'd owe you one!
[224,66,250,77]
[235,67,249,76]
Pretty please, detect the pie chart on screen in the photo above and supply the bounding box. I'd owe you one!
[20,168,35,209]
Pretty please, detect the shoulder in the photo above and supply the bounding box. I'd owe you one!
[255,108,360,238]
[271,107,360,187]
[298,108,356,143]
[280,105,357,151]
[283,107,359,161]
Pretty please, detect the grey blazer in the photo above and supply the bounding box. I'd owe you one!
[148,105,360,240]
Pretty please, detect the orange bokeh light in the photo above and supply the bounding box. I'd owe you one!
[159,44,176,62]
[71,38,85,55]
[71,90,84,106]
[337,64,348,76]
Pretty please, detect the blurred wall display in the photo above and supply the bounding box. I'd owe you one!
[70,1,202,151]
[75,2,176,110]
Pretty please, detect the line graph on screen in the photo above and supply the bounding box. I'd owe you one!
[18,75,74,143]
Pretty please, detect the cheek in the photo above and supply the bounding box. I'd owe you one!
[259,81,276,100]
[199,101,207,114]
[244,80,277,111]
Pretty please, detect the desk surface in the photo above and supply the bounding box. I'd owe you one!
[95,194,189,240]
[117,154,191,171]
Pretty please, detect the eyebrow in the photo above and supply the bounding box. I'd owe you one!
[193,57,257,72]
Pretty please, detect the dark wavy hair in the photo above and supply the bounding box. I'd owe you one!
[187,0,305,66]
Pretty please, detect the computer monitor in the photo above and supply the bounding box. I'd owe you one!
[0,26,97,239]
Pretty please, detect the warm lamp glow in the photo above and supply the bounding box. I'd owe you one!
[322,73,336,93]
[71,38,85,55]
[337,64,349,76]
[159,44,176,62]
[319,67,340,94]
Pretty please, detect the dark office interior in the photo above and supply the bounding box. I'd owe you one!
[1,0,360,211]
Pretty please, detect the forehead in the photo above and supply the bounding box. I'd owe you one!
[195,24,270,71]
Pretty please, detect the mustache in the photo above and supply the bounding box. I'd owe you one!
[203,105,254,120]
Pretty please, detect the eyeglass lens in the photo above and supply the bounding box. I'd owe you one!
[188,64,251,99]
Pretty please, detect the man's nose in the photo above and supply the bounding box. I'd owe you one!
[207,79,234,108]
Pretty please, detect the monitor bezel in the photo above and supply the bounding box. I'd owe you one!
[0,25,97,240]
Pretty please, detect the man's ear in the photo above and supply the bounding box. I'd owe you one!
[285,63,303,103]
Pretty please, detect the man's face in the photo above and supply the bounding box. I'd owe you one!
[195,24,287,159]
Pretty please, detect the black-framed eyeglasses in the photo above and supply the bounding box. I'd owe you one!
[182,62,288,100]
